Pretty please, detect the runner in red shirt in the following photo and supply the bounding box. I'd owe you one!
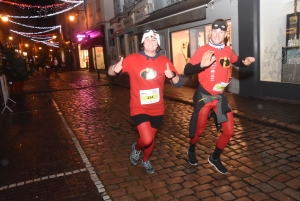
[108,30,182,174]
[184,19,255,174]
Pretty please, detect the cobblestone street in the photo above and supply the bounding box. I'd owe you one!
[0,71,300,200]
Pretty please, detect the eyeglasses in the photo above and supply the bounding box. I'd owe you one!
[144,29,157,33]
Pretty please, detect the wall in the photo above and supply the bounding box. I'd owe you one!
[153,0,168,10]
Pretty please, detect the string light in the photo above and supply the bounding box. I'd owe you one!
[9,19,61,30]
[1,0,84,47]
[31,38,59,48]
[10,27,61,48]
[10,26,60,35]
[0,0,68,9]
[31,36,53,40]
[8,1,83,18]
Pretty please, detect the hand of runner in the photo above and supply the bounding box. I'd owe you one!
[242,57,255,66]
[164,63,175,78]
[200,50,216,68]
[113,57,123,73]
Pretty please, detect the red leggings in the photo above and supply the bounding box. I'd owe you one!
[190,101,234,149]
[136,122,157,161]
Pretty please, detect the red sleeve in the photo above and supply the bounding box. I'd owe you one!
[189,48,204,65]
[229,48,238,63]
[121,56,130,73]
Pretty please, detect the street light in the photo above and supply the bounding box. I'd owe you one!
[69,15,75,21]
[1,15,8,22]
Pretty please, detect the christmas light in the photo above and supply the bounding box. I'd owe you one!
[10,26,60,35]
[10,28,61,48]
[9,19,61,31]
[7,1,84,18]
[0,0,68,9]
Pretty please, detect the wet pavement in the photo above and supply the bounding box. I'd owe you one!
[0,70,300,201]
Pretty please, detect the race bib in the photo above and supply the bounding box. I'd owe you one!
[213,82,229,92]
[140,88,160,105]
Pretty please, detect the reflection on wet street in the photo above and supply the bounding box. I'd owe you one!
[0,71,299,200]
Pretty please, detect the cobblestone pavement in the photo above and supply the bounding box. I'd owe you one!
[0,70,300,201]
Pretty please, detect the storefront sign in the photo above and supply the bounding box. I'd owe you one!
[113,21,125,33]
[123,15,134,28]
[134,6,147,23]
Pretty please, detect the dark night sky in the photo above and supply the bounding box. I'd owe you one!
[0,0,60,44]
[4,0,61,29]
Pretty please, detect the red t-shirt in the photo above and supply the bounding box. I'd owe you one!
[122,53,177,116]
[189,44,238,95]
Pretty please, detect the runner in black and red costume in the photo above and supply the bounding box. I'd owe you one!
[184,19,255,174]
[108,30,182,174]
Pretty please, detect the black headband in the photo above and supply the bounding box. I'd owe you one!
[212,21,227,31]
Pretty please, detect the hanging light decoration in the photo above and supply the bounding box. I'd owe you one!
[1,0,84,18]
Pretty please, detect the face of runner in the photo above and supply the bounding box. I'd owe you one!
[143,37,158,56]
[210,28,228,45]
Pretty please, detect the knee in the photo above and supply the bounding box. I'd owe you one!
[139,138,153,147]
[222,128,234,138]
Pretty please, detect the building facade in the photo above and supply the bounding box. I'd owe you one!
[60,0,300,102]
[106,0,300,102]
[108,0,242,92]
[58,0,114,71]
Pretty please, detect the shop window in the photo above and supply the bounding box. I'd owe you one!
[171,30,190,74]
[93,46,105,70]
[79,48,89,68]
[281,13,300,84]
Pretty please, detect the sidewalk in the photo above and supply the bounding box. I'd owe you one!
[163,84,300,134]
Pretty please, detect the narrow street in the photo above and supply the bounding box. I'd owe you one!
[0,71,299,201]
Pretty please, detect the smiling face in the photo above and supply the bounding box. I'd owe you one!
[143,36,159,56]
[210,28,228,45]
[210,19,228,45]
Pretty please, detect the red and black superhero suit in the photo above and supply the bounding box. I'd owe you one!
[184,42,248,150]
[122,51,182,161]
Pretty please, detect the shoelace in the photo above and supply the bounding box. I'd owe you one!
[132,150,140,160]
[143,161,152,169]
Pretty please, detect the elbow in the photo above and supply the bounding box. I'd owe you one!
[107,69,115,76]
[183,64,191,76]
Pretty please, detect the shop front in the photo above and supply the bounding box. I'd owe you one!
[259,0,300,101]
[109,0,246,93]
[77,26,106,71]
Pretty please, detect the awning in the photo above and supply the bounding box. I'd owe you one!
[134,0,210,33]
[80,36,104,50]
